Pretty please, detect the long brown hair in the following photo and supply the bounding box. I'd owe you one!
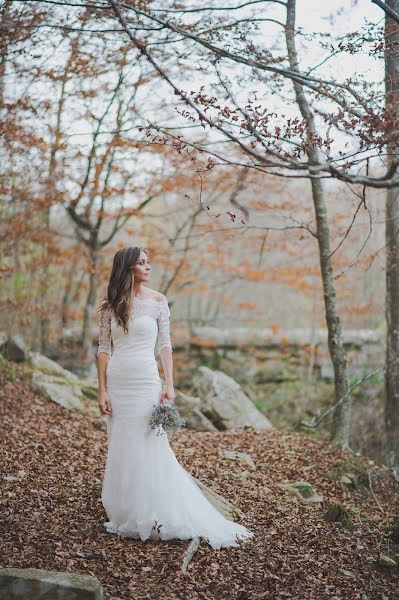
[98,246,147,333]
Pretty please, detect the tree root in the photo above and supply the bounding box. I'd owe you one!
[181,537,200,573]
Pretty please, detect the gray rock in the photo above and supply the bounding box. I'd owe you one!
[224,450,257,470]
[191,325,381,348]
[0,567,103,599]
[2,335,28,362]
[192,366,273,431]
[280,480,324,505]
[340,475,354,487]
[175,390,217,432]
[77,378,98,400]
[28,351,96,410]
[29,351,80,381]
[338,568,356,578]
[31,372,84,411]
[254,361,299,383]
[377,554,397,568]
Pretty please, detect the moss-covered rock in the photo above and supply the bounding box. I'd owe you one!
[280,480,323,505]
[0,567,103,599]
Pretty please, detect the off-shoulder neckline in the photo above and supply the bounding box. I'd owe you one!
[131,295,164,303]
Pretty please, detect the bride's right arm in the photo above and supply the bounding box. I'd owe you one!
[96,306,112,416]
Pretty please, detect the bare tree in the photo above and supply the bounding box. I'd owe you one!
[284,0,350,446]
[383,0,399,476]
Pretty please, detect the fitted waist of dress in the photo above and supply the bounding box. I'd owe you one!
[111,349,156,361]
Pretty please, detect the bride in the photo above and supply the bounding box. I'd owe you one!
[96,245,255,549]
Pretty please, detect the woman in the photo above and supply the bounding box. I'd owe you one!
[96,246,254,549]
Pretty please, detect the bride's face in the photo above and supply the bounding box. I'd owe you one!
[132,251,151,282]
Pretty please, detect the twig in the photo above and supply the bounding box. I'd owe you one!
[368,471,384,513]
[299,356,399,429]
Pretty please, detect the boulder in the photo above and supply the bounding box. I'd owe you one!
[280,480,323,505]
[29,352,80,381]
[31,372,84,411]
[29,351,84,411]
[0,567,103,600]
[191,366,272,431]
[254,361,299,383]
[175,390,217,432]
[2,335,28,362]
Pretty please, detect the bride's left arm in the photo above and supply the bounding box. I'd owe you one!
[158,296,175,403]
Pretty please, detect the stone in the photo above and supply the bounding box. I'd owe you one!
[338,568,356,579]
[192,366,273,431]
[340,474,355,488]
[2,335,28,362]
[223,450,257,470]
[29,351,80,381]
[280,481,323,505]
[175,390,217,432]
[377,554,397,569]
[31,372,84,411]
[190,325,381,348]
[78,379,98,400]
[27,351,96,411]
[0,567,103,599]
[253,361,299,383]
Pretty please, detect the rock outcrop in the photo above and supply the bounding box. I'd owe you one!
[29,351,85,411]
[191,366,273,430]
[0,567,103,600]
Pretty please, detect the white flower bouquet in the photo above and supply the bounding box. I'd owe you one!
[147,401,186,440]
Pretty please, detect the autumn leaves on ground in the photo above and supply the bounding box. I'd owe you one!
[1,359,398,600]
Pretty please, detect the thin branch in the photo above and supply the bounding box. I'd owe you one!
[299,357,399,430]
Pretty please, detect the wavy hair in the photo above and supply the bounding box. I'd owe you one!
[97,246,147,333]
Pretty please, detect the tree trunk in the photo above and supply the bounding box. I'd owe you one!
[384,0,399,476]
[285,0,351,448]
[81,247,99,367]
[40,68,68,354]
[61,258,79,328]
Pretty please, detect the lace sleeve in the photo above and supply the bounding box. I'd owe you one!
[157,296,173,354]
[97,306,112,356]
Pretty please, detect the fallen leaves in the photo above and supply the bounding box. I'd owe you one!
[0,361,398,599]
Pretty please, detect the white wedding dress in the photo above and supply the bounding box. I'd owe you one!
[97,294,254,549]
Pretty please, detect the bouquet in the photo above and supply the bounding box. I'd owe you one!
[147,401,186,440]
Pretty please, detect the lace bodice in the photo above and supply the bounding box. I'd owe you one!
[97,295,173,357]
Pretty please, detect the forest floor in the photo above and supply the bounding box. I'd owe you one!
[1,359,399,600]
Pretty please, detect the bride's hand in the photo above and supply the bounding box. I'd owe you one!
[98,390,112,416]
[160,384,175,404]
